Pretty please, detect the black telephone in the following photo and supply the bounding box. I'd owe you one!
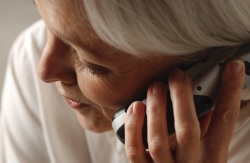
[112,44,250,148]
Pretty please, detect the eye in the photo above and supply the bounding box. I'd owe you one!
[74,56,110,75]
[63,41,111,75]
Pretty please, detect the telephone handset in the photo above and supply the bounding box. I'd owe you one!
[112,44,250,148]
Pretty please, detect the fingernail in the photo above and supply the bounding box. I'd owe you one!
[229,60,244,75]
[133,102,142,114]
[152,81,165,95]
[170,69,185,81]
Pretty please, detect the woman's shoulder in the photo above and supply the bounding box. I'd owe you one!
[6,20,47,81]
[17,19,47,44]
[10,20,46,62]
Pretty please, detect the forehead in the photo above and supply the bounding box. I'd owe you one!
[37,0,118,57]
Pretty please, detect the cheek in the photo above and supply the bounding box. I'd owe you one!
[78,75,132,109]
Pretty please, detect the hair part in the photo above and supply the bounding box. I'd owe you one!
[82,0,250,58]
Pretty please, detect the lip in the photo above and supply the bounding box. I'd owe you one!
[64,97,88,110]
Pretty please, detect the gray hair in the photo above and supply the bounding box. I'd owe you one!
[83,0,250,58]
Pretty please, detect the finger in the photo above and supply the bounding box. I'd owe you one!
[125,101,149,163]
[169,69,201,162]
[206,59,245,157]
[199,111,213,139]
[147,81,174,162]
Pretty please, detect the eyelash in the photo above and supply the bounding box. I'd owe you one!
[61,40,109,75]
[75,58,96,75]
[74,53,109,75]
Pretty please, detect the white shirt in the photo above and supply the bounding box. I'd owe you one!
[0,20,128,163]
[0,20,250,163]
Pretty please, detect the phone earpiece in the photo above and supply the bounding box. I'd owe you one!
[112,44,250,148]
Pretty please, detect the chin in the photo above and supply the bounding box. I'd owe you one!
[76,113,113,133]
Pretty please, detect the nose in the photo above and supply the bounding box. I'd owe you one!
[38,32,76,84]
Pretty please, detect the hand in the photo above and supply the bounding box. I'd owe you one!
[124,59,245,163]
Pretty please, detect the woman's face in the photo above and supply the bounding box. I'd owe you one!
[36,0,179,132]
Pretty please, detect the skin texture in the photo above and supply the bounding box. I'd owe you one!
[125,62,245,163]
[36,0,179,132]
[34,0,246,162]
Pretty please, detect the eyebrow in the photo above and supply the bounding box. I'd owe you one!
[53,27,116,57]
[51,28,111,61]
[50,27,74,44]
[51,26,92,53]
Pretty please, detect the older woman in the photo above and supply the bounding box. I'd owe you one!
[1,0,250,162]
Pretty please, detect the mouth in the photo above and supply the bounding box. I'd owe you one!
[64,96,89,110]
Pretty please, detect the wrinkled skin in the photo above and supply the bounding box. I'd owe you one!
[34,0,245,162]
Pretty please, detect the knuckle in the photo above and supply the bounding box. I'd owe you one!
[176,127,200,145]
[220,107,239,125]
[125,116,138,132]
[147,106,160,115]
[126,121,134,129]
[148,137,165,158]
[125,146,139,161]
[170,83,192,102]
[174,89,186,99]
[125,122,137,134]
